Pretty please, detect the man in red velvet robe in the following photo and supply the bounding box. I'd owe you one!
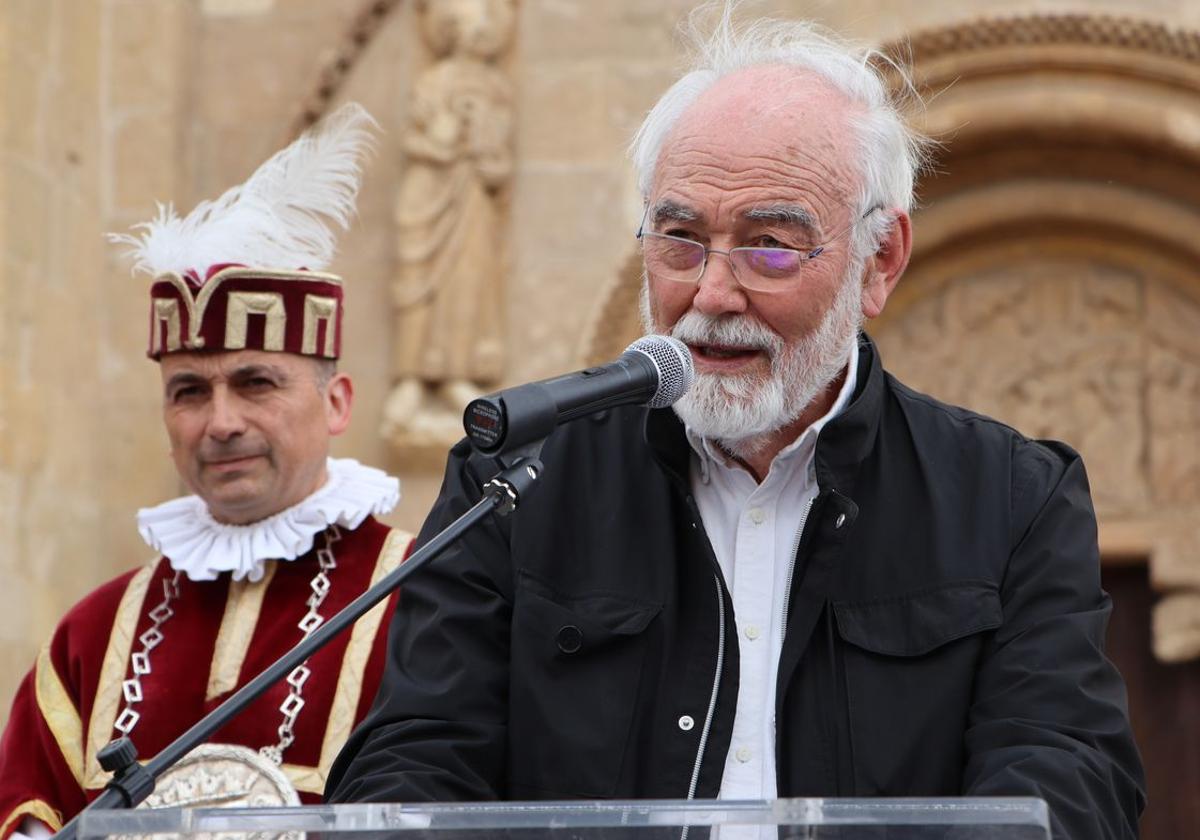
[0,103,413,838]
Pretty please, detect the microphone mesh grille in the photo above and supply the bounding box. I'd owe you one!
[627,335,695,408]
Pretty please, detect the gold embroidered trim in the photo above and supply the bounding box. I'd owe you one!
[152,298,183,354]
[280,762,325,795]
[317,529,412,773]
[155,273,202,349]
[151,267,343,352]
[1,799,64,837]
[206,563,279,701]
[190,267,341,351]
[302,295,339,357]
[84,563,156,788]
[69,529,407,795]
[33,643,85,788]
[225,291,286,351]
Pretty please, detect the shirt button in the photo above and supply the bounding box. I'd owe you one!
[735,747,752,763]
[678,715,695,731]
[744,625,760,641]
[749,508,765,524]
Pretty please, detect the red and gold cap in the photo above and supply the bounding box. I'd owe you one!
[110,103,376,361]
[147,265,344,360]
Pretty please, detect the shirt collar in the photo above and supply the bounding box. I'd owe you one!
[135,457,400,582]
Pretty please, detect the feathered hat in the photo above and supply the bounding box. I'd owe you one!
[109,103,377,360]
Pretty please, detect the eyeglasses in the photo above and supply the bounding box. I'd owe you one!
[636,206,880,293]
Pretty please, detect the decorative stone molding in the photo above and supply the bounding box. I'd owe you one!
[289,0,405,137]
[874,13,1200,664]
[893,13,1200,66]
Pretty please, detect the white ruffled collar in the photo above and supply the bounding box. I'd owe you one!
[136,458,400,582]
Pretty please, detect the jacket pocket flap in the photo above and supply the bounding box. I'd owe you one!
[833,581,1002,657]
[517,570,662,638]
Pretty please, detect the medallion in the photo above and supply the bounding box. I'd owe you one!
[128,743,302,840]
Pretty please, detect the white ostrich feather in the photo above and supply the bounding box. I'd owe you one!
[109,103,378,279]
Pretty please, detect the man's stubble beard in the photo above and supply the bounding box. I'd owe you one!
[640,266,864,459]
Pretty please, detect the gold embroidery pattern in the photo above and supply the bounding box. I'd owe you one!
[84,563,156,789]
[1,799,64,837]
[151,298,182,354]
[72,527,407,796]
[34,644,84,788]
[157,273,203,350]
[206,563,279,701]
[317,529,411,774]
[302,295,339,357]
[280,763,326,795]
[191,268,342,351]
[225,291,287,351]
[151,267,343,353]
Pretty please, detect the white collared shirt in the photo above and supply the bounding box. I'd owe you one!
[686,340,859,802]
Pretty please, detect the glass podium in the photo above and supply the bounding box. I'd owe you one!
[77,798,1050,839]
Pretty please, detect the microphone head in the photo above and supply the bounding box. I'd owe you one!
[626,335,695,408]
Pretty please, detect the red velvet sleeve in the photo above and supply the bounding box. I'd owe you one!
[0,638,89,838]
[0,567,142,840]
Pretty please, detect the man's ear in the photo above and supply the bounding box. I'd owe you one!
[861,209,912,320]
[325,373,354,437]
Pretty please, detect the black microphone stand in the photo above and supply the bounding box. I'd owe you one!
[52,455,543,840]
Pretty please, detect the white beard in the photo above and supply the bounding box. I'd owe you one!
[640,271,863,458]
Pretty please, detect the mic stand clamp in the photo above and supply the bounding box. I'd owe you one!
[485,456,542,516]
[96,738,153,807]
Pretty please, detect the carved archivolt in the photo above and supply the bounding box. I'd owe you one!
[873,13,1200,663]
[289,0,405,137]
[894,13,1200,65]
[581,13,1200,661]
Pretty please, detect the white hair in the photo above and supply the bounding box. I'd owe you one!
[629,2,928,260]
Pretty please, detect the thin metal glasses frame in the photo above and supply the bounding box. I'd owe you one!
[636,205,882,291]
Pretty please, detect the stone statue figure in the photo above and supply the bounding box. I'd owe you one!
[383,0,515,446]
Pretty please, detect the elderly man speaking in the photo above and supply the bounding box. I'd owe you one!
[327,9,1144,840]
[0,104,413,838]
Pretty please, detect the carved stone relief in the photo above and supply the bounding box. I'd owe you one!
[876,254,1152,519]
[875,13,1200,663]
[874,229,1200,664]
[382,0,516,457]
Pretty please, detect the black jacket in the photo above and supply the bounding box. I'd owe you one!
[327,335,1145,839]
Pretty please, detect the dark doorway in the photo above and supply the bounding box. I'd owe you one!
[1102,564,1200,839]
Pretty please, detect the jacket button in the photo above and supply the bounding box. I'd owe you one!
[834,513,846,529]
[678,715,695,731]
[556,625,583,653]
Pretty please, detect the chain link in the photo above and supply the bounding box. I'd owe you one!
[113,526,343,771]
[260,524,341,764]
[114,570,183,736]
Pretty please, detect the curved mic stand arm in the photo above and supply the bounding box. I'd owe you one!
[52,455,545,840]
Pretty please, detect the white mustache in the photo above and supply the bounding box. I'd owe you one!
[669,311,782,356]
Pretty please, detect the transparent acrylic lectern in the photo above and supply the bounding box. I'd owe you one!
[77,798,1050,839]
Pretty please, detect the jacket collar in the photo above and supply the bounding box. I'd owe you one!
[813,332,883,494]
[644,331,884,494]
[645,403,692,488]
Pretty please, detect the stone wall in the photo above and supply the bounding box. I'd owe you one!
[1,0,190,711]
[3,0,1197,725]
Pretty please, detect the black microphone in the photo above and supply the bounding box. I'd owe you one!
[463,335,694,456]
